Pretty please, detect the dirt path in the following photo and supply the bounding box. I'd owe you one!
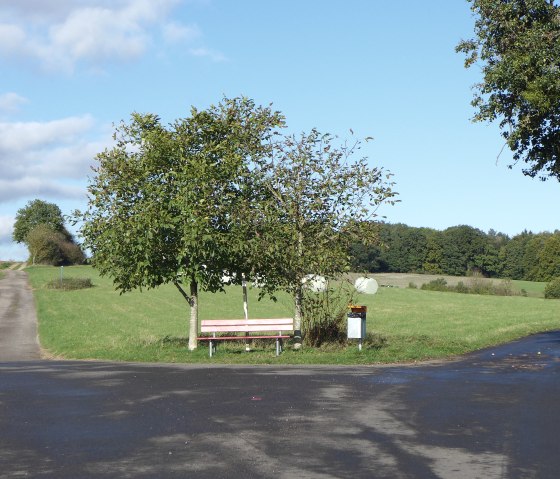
[0,269,41,360]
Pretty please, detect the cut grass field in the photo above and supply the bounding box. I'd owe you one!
[366,272,547,297]
[26,266,560,364]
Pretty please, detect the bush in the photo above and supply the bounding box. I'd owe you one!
[420,278,448,292]
[27,224,65,265]
[544,277,560,299]
[492,278,514,297]
[59,241,86,265]
[420,277,517,296]
[46,277,93,290]
[302,280,357,347]
[27,224,85,266]
[408,282,418,289]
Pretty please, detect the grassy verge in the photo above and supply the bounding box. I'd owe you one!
[0,261,13,271]
[27,266,560,364]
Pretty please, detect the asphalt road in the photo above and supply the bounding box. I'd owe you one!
[1,270,559,478]
[1,332,559,478]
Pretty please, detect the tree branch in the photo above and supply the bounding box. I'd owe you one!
[174,281,194,307]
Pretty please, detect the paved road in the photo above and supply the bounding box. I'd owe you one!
[1,331,559,478]
[0,269,41,360]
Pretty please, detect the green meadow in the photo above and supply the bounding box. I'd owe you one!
[26,265,560,364]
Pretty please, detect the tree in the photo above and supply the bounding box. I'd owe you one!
[248,130,397,347]
[438,225,488,276]
[79,97,284,350]
[423,232,445,274]
[536,233,560,280]
[13,199,65,243]
[523,232,551,280]
[456,0,560,180]
[501,230,533,279]
[378,224,431,273]
[13,199,84,265]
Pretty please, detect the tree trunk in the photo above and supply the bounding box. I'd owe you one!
[188,278,198,351]
[293,220,304,350]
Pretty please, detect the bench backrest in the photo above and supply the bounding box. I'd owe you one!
[200,318,294,333]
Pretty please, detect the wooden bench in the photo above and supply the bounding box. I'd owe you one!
[197,318,294,357]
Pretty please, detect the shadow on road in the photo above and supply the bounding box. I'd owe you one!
[1,330,559,478]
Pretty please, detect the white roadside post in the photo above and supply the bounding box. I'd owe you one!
[242,273,250,351]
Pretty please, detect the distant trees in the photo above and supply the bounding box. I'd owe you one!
[13,199,85,266]
[351,223,560,281]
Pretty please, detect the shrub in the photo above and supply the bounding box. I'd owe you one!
[544,277,560,299]
[455,281,469,294]
[27,224,85,266]
[421,278,448,292]
[468,276,493,295]
[302,280,357,347]
[492,279,514,297]
[46,277,93,290]
[408,282,418,289]
[59,241,86,265]
[27,224,65,265]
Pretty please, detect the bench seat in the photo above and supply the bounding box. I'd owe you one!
[197,318,294,357]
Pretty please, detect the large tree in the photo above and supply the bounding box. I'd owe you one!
[249,130,397,347]
[457,0,560,180]
[80,97,284,350]
[13,199,84,265]
[13,199,65,243]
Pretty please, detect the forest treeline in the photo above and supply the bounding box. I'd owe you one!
[351,224,560,282]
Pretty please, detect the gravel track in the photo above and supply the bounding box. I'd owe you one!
[0,269,41,360]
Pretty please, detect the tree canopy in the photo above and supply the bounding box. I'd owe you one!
[13,199,84,265]
[80,97,285,349]
[80,97,398,349]
[456,0,560,180]
[248,130,397,345]
[13,199,65,243]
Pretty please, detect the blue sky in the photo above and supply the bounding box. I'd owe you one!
[1,0,559,261]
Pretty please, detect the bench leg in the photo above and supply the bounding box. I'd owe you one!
[209,339,213,358]
[276,338,280,356]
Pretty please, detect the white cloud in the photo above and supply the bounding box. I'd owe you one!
[0,114,111,204]
[189,47,227,63]
[0,23,26,51]
[0,116,94,153]
[0,0,197,72]
[163,22,201,44]
[0,92,29,114]
[0,215,14,243]
[0,178,87,204]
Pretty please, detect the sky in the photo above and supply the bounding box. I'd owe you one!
[1,0,559,261]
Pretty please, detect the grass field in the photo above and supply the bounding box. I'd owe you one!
[366,272,547,297]
[26,266,560,364]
